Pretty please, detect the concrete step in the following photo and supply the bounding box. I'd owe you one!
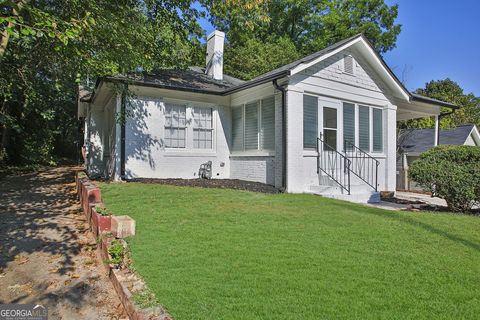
[317,191,381,204]
[309,184,376,195]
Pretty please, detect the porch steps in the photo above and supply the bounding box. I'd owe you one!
[307,184,381,204]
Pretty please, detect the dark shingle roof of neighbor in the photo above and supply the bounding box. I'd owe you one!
[398,124,476,154]
[83,34,456,109]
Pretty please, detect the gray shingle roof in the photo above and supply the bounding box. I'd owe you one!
[398,125,476,154]
[105,67,244,94]
[83,34,457,110]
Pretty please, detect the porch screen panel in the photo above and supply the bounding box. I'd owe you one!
[303,95,318,149]
[261,96,275,151]
[358,105,370,151]
[343,102,355,148]
[372,108,383,152]
[232,106,244,151]
[244,102,259,150]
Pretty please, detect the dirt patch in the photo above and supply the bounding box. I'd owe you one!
[124,178,281,194]
[0,166,126,319]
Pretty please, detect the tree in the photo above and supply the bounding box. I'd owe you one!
[0,0,270,165]
[208,0,401,79]
[0,0,205,164]
[399,79,480,130]
[224,36,300,80]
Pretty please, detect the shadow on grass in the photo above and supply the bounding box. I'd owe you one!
[362,206,480,253]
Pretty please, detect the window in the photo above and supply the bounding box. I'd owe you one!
[232,96,276,152]
[244,102,258,150]
[372,108,383,152]
[303,95,318,149]
[164,104,186,148]
[260,96,275,151]
[193,107,213,149]
[323,107,337,151]
[343,102,355,149]
[344,55,354,74]
[232,106,244,151]
[358,105,370,151]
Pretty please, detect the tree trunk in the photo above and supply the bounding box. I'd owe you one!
[0,1,27,60]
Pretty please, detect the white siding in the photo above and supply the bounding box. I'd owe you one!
[286,48,397,193]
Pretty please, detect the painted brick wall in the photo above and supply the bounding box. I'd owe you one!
[230,156,276,185]
[124,97,231,179]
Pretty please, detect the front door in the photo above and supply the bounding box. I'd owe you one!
[318,99,341,151]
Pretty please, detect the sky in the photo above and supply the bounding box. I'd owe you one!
[383,0,479,96]
[197,0,479,96]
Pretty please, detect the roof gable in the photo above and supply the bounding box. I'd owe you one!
[287,34,410,101]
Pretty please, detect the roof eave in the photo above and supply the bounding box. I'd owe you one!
[410,94,458,109]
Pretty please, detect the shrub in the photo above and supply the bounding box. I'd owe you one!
[409,145,480,212]
[95,205,111,216]
[108,240,125,266]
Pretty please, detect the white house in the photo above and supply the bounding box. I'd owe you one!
[78,31,457,203]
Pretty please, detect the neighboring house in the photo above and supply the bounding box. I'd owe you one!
[397,124,480,191]
[78,31,457,203]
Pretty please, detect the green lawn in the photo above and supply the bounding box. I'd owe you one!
[100,183,480,319]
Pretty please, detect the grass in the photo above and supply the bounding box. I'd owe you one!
[99,182,480,319]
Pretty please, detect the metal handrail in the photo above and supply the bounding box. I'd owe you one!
[343,139,379,191]
[317,135,351,194]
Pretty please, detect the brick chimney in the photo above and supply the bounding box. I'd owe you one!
[205,30,225,81]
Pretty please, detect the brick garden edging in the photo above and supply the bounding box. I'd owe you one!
[75,170,172,320]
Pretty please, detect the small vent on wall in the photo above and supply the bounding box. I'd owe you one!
[344,55,354,74]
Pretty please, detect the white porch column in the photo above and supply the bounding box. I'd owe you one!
[434,115,439,146]
[113,94,122,181]
[385,104,397,192]
[285,85,304,193]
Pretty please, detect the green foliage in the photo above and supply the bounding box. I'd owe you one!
[209,0,401,79]
[100,182,480,319]
[108,240,125,265]
[409,145,480,212]
[400,79,480,130]
[224,36,300,80]
[132,287,159,309]
[95,205,111,216]
[0,0,205,165]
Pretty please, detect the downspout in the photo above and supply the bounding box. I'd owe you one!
[436,110,455,145]
[120,87,126,179]
[273,80,287,191]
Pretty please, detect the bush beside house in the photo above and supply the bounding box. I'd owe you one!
[409,145,480,212]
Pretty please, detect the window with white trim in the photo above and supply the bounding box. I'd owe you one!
[260,96,275,151]
[232,106,244,151]
[231,96,275,152]
[342,103,383,153]
[372,108,383,152]
[358,105,370,151]
[343,102,355,149]
[303,95,318,149]
[164,104,186,148]
[244,102,259,150]
[193,107,213,149]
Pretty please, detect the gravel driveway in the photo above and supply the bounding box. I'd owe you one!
[0,167,126,319]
